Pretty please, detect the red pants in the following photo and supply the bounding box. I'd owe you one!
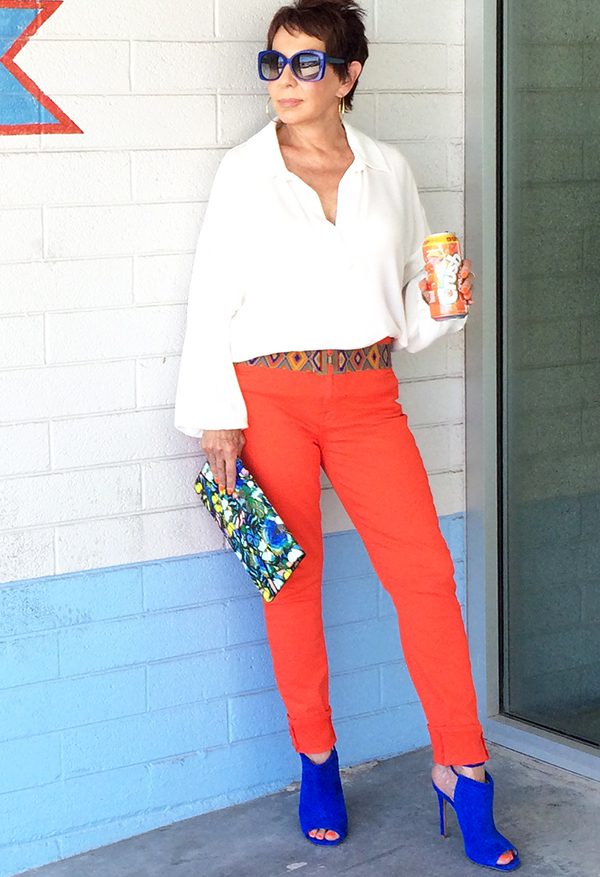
[234,348,490,767]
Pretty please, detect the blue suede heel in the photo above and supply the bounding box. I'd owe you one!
[432,765,521,871]
[298,746,348,846]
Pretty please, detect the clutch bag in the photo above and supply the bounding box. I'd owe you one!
[194,458,305,602]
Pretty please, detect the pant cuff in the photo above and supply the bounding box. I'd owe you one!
[288,709,336,754]
[428,723,490,766]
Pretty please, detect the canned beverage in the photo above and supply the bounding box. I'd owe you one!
[422,232,468,320]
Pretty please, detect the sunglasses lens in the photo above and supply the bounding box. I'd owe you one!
[261,52,283,80]
[293,52,322,80]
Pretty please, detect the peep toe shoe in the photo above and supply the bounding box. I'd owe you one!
[298,747,348,846]
[432,764,521,871]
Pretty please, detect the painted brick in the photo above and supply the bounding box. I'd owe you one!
[225,596,267,646]
[344,93,377,135]
[0,733,61,794]
[448,140,464,189]
[411,423,464,473]
[0,838,60,877]
[429,470,465,517]
[228,688,287,741]
[399,377,464,427]
[39,96,217,151]
[62,702,228,776]
[58,604,226,676]
[218,93,274,146]
[134,253,194,305]
[420,190,464,239]
[0,258,132,315]
[143,551,250,611]
[377,0,464,43]
[147,642,275,710]
[321,486,354,534]
[330,667,380,718]
[323,530,373,582]
[45,305,185,363]
[0,466,141,530]
[55,507,224,576]
[45,203,202,260]
[325,617,402,673]
[379,661,419,708]
[136,356,181,407]
[18,39,130,94]
[43,0,214,40]
[0,566,143,637]
[0,315,44,369]
[50,409,191,468]
[335,702,428,765]
[447,333,465,376]
[0,631,59,689]
[0,529,54,585]
[391,140,449,190]
[216,0,376,41]
[394,337,448,380]
[141,456,202,510]
[360,43,447,91]
[132,41,259,93]
[378,93,463,141]
[448,45,464,91]
[131,150,225,204]
[0,668,146,742]
[147,734,297,811]
[0,361,136,424]
[0,422,49,477]
[0,764,150,846]
[0,208,42,262]
[0,153,131,208]
[323,573,379,627]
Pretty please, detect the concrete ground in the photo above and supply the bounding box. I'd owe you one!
[24,742,600,877]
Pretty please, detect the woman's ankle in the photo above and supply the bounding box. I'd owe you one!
[304,749,332,765]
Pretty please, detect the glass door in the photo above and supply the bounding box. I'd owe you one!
[500,0,600,746]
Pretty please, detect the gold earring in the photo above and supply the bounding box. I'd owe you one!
[266,96,279,123]
[339,96,347,116]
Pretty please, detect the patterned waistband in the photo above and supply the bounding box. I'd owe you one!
[242,340,392,375]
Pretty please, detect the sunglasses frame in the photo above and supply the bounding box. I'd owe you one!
[257,49,347,82]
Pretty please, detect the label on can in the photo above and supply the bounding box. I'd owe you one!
[422,232,468,320]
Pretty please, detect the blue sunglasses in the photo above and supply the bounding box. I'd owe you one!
[258,49,346,82]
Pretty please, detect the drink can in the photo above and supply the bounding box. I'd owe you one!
[422,232,468,320]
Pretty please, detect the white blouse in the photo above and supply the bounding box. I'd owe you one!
[174,119,467,438]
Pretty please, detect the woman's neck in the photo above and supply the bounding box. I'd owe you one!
[276,116,348,156]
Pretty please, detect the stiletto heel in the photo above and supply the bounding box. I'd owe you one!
[298,746,348,846]
[437,790,447,837]
[431,765,521,871]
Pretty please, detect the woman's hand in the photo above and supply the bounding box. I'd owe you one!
[419,258,476,307]
[201,429,246,494]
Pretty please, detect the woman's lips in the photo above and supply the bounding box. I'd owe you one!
[279,99,302,107]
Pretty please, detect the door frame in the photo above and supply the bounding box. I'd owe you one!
[464,0,600,780]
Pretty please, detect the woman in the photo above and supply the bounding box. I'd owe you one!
[174,0,520,870]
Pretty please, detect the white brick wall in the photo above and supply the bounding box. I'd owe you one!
[0,0,466,583]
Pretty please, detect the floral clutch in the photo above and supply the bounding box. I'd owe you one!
[194,458,305,602]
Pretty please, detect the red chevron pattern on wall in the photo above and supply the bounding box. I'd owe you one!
[0,0,83,135]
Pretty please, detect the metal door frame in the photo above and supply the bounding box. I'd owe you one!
[464,0,600,781]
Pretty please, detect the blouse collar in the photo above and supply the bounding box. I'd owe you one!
[253,119,391,179]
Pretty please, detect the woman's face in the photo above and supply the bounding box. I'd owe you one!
[268,27,358,125]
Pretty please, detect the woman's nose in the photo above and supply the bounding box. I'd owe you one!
[279,64,298,86]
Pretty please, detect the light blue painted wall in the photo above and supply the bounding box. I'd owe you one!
[0,516,466,877]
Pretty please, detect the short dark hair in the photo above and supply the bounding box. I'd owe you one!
[266,0,369,111]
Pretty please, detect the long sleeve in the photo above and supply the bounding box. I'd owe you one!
[401,166,468,354]
[174,154,249,439]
